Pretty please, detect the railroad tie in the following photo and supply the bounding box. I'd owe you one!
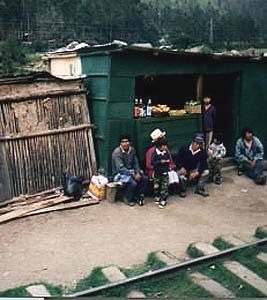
[127,290,146,298]
[101,266,127,282]
[26,284,51,297]
[224,261,267,295]
[155,251,180,266]
[256,252,267,264]
[191,242,219,256]
[188,272,235,298]
[220,235,247,246]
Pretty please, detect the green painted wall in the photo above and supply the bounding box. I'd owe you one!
[81,50,267,174]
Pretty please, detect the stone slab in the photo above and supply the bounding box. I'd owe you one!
[155,251,180,266]
[224,261,267,295]
[26,284,51,297]
[256,252,267,264]
[192,242,219,256]
[221,235,246,246]
[102,266,127,282]
[189,272,235,298]
[127,290,146,298]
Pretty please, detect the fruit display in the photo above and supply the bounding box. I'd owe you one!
[152,104,170,116]
[185,100,201,106]
[168,109,187,117]
[184,100,201,114]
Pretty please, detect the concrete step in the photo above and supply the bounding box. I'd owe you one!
[190,242,219,256]
[26,284,51,297]
[155,251,180,266]
[102,266,127,282]
[256,252,267,264]
[188,272,235,298]
[127,290,146,298]
[223,261,267,295]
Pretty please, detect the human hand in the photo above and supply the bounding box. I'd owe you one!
[189,171,199,180]
[134,173,142,181]
[179,167,187,175]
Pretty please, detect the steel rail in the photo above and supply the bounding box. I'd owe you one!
[66,237,267,297]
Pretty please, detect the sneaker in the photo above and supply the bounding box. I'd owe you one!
[128,201,136,206]
[179,191,186,198]
[158,200,167,209]
[195,187,209,197]
[123,197,136,206]
[138,194,145,206]
[237,169,243,176]
[255,175,267,185]
[154,197,160,204]
[215,178,222,185]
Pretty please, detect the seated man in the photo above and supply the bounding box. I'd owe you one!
[112,135,148,206]
[235,127,266,185]
[176,133,209,197]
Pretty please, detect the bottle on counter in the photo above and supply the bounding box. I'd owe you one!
[146,98,152,117]
[134,98,140,118]
[139,99,144,117]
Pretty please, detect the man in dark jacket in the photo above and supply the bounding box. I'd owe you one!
[112,135,148,206]
[176,133,209,197]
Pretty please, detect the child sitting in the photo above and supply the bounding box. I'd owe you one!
[207,133,226,184]
[151,139,171,208]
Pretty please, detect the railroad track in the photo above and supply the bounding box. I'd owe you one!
[65,228,267,298]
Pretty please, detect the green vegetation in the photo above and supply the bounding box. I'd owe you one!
[0,0,266,51]
[70,267,109,293]
[212,237,233,250]
[0,282,63,297]
[255,227,267,239]
[187,243,204,258]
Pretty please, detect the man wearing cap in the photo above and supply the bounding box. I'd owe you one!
[112,135,148,206]
[176,133,209,197]
[145,128,175,179]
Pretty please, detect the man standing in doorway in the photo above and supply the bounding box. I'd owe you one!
[202,96,216,149]
[112,135,148,206]
[235,127,266,185]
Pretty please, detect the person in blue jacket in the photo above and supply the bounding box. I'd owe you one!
[176,133,209,197]
[235,127,266,185]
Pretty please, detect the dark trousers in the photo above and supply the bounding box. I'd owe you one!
[208,159,223,180]
[178,169,209,192]
[239,160,263,180]
[124,174,148,202]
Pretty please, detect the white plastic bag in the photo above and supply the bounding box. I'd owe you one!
[88,175,109,200]
[168,170,179,185]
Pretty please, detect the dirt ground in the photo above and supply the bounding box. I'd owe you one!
[0,169,266,292]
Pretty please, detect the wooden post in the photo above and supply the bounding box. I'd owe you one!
[197,74,204,102]
[0,142,12,201]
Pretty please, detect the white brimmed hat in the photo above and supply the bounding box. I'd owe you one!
[150,128,166,142]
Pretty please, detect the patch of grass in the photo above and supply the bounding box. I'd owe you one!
[213,237,233,250]
[198,260,265,297]
[187,243,203,258]
[0,286,29,297]
[122,264,150,278]
[231,245,267,280]
[0,282,63,297]
[255,227,267,239]
[147,252,166,270]
[69,267,109,294]
[101,269,212,298]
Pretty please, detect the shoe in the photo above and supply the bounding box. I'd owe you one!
[128,201,136,206]
[179,191,186,198]
[237,170,243,176]
[154,197,160,204]
[255,175,267,185]
[123,197,136,206]
[138,194,145,206]
[195,186,209,197]
[215,178,222,185]
[158,200,167,209]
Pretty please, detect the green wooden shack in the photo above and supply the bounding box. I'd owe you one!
[77,45,267,174]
